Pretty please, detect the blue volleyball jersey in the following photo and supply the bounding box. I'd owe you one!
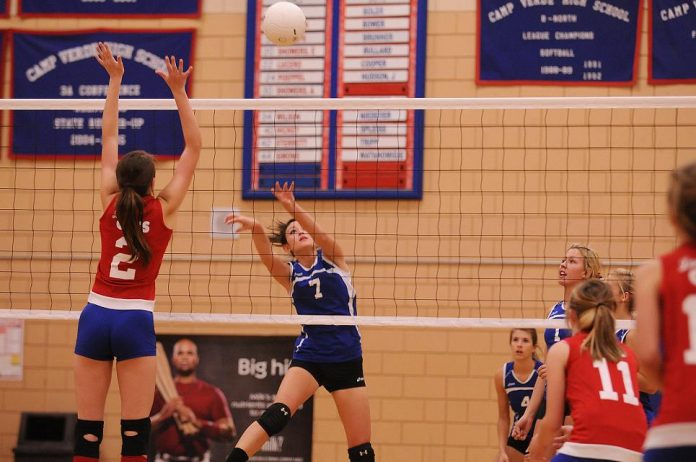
[544,301,572,350]
[290,249,362,362]
[615,328,662,426]
[504,360,543,438]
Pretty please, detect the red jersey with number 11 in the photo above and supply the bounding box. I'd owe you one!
[559,332,646,461]
[655,243,696,426]
[89,195,172,310]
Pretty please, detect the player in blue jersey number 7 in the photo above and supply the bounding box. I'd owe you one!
[223,181,375,462]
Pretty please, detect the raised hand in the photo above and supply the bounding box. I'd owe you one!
[224,213,258,233]
[95,42,124,79]
[155,55,192,93]
[272,181,295,209]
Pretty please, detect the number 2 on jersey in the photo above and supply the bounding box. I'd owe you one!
[109,236,136,280]
[593,358,639,405]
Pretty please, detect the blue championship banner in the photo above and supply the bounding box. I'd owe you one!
[650,0,696,83]
[18,0,201,18]
[478,0,642,84]
[154,335,313,462]
[11,30,194,158]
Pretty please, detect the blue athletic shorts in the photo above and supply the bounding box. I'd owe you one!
[644,446,696,461]
[552,454,615,462]
[74,303,155,361]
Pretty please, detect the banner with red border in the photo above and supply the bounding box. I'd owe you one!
[10,29,195,159]
[18,0,201,18]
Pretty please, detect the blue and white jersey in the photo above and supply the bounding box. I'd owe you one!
[544,301,572,350]
[290,249,362,362]
[504,360,543,436]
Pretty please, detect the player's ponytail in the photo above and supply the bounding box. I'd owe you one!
[569,279,623,362]
[606,268,635,314]
[668,161,696,242]
[115,150,155,265]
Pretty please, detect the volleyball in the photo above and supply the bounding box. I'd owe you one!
[261,1,306,46]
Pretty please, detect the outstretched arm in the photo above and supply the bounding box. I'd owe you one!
[225,214,292,292]
[95,42,124,209]
[273,181,347,270]
[157,56,202,218]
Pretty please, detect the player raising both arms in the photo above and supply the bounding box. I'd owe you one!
[72,43,201,462]
[528,279,647,462]
[636,161,696,461]
[224,181,374,462]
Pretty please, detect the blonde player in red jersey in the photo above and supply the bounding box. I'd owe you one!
[72,43,201,462]
[528,279,647,462]
[636,161,696,461]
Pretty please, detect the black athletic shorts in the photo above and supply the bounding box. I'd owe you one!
[290,358,365,392]
[507,435,531,455]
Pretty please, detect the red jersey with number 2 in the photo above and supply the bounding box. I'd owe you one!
[656,243,696,426]
[92,195,172,303]
[564,332,647,452]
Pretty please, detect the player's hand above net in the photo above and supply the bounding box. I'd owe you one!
[156,55,192,93]
[95,42,124,79]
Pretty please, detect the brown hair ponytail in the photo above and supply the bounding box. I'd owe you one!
[570,279,623,362]
[115,151,155,265]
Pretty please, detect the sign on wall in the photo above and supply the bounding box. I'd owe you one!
[156,335,313,462]
[0,320,23,381]
[649,0,696,83]
[18,0,201,18]
[478,0,642,85]
[243,0,427,200]
[11,29,194,158]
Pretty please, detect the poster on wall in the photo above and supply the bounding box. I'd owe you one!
[18,0,201,18]
[10,29,194,158]
[649,0,696,83]
[243,0,427,200]
[155,335,313,462]
[0,1,8,18]
[478,0,642,85]
[0,319,23,381]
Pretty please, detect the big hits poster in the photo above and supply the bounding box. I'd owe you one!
[154,335,313,462]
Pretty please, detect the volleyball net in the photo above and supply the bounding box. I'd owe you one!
[0,97,692,328]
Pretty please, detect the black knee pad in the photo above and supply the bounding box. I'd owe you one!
[74,419,104,458]
[257,402,291,436]
[120,418,151,456]
[348,442,375,462]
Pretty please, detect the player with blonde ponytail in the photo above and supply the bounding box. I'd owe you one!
[528,279,647,462]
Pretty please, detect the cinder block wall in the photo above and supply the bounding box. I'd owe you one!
[0,1,692,462]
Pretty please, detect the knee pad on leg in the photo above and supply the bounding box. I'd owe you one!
[257,402,291,437]
[74,419,104,459]
[120,418,150,456]
[348,443,375,462]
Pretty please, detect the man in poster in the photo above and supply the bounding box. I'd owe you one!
[151,338,236,462]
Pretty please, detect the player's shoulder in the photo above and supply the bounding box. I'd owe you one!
[547,300,564,318]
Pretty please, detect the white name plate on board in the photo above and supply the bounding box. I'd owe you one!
[259,111,325,124]
[345,17,410,30]
[342,109,407,122]
[342,149,408,162]
[344,31,410,44]
[342,136,407,149]
[258,150,323,163]
[344,70,408,82]
[345,5,411,17]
